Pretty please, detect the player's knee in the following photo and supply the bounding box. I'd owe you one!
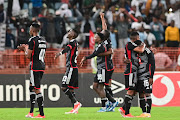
[34,89,40,94]
[127,90,135,96]
[105,85,110,91]
[61,87,67,92]
[139,93,145,98]
[69,88,74,92]
[93,85,98,91]
[29,86,34,92]
[145,93,151,97]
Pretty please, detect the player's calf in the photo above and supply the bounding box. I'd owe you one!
[139,93,146,113]
[145,94,152,114]
[62,87,77,105]
[35,89,45,117]
[29,86,36,114]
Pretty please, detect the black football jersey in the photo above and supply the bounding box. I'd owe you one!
[103,39,114,71]
[124,41,139,74]
[86,43,106,69]
[138,48,155,80]
[65,39,78,68]
[28,36,46,71]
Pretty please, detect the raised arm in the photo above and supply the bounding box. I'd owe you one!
[100,12,107,30]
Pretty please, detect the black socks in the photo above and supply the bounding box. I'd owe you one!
[36,93,44,116]
[101,98,108,107]
[139,97,146,113]
[146,96,152,113]
[30,91,36,113]
[124,94,133,115]
[105,86,116,103]
[63,89,77,104]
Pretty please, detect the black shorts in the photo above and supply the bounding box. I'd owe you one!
[62,67,78,89]
[124,72,137,90]
[94,69,109,85]
[30,70,44,89]
[108,70,114,81]
[136,79,152,93]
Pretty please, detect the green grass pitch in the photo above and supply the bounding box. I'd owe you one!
[0,107,179,120]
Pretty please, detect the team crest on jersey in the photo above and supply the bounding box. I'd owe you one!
[104,40,108,44]
[96,44,101,51]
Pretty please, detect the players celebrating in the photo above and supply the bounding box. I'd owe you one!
[119,32,146,117]
[135,40,155,118]
[18,23,46,118]
[99,13,118,111]
[119,33,155,118]
[81,33,109,112]
[54,29,82,114]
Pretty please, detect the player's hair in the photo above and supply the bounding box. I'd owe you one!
[102,30,110,40]
[134,40,142,46]
[97,32,104,41]
[130,31,139,37]
[31,23,40,32]
[72,29,79,39]
[130,31,139,40]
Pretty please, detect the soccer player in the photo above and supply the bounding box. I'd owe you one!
[135,40,155,118]
[54,29,82,114]
[121,40,155,117]
[80,32,111,112]
[18,23,46,118]
[118,32,146,118]
[98,12,118,111]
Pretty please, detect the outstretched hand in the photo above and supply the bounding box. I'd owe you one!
[54,53,60,60]
[124,58,131,64]
[80,57,86,67]
[150,46,157,54]
[17,44,28,51]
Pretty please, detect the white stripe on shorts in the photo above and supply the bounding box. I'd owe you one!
[66,68,73,84]
[102,69,105,83]
[30,70,35,86]
[129,73,133,86]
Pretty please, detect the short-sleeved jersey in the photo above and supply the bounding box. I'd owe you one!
[138,48,155,80]
[66,39,78,68]
[86,43,106,69]
[28,36,47,71]
[103,39,114,71]
[96,43,106,70]
[124,41,139,74]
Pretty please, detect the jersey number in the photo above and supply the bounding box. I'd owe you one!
[144,80,150,89]
[62,76,67,84]
[39,49,45,62]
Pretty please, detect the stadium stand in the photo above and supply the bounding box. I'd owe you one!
[0,0,180,74]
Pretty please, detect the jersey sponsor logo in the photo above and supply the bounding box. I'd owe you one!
[104,40,108,44]
[145,48,151,54]
[38,44,46,48]
[152,72,180,106]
